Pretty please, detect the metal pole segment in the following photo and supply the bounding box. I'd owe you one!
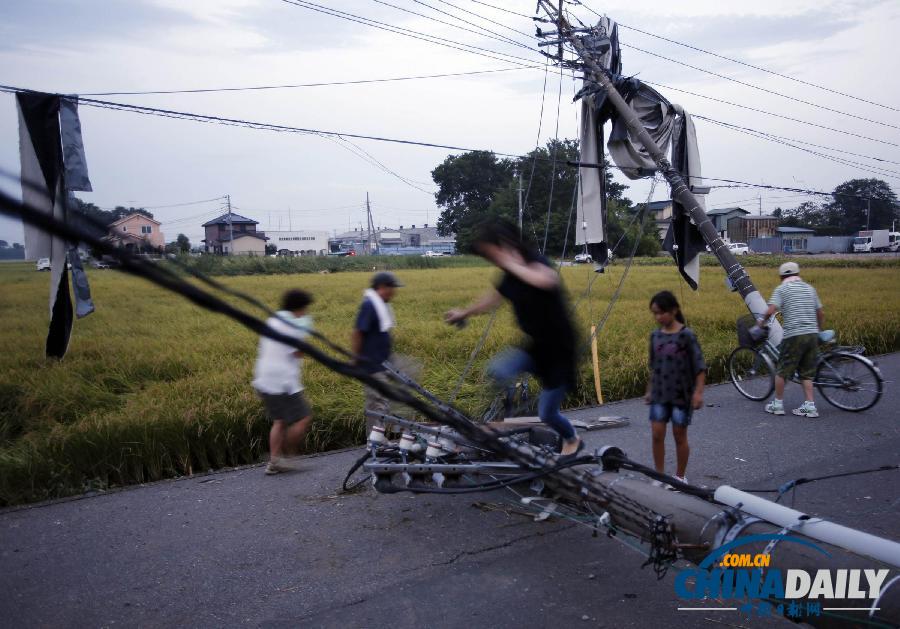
[540,1,782,344]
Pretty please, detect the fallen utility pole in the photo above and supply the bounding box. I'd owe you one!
[532,3,897,627]
[539,1,783,346]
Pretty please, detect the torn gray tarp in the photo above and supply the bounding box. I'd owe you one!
[68,246,95,318]
[59,97,92,193]
[663,107,707,289]
[18,91,93,358]
[607,81,677,180]
[575,16,621,265]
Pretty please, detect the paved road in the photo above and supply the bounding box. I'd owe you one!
[2,354,898,628]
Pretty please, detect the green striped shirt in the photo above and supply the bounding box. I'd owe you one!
[769,279,822,338]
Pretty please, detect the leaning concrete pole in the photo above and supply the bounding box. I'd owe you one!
[541,1,782,345]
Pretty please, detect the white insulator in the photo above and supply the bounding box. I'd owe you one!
[368,425,387,446]
[425,441,444,460]
[398,432,416,453]
[438,436,458,454]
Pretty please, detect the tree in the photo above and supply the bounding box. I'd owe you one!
[824,179,898,232]
[175,234,191,254]
[432,150,515,246]
[0,240,7,248]
[12,243,23,250]
[265,243,277,256]
[432,139,631,254]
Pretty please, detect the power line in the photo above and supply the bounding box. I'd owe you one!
[694,116,900,181]
[612,21,900,114]
[469,0,532,19]
[623,42,900,132]
[111,195,226,210]
[693,116,900,167]
[0,84,879,203]
[432,0,535,39]
[278,0,537,67]
[81,67,536,97]
[640,78,900,148]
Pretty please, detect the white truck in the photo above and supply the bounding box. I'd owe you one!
[852,230,899,253]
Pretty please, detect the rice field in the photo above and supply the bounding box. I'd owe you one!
[0,258,898,505]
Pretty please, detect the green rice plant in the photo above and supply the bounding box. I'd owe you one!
[0,260,897,505]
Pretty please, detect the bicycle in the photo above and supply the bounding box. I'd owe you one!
[727,315,884,412]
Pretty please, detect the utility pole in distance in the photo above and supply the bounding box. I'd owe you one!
[517,167,524,235]
[226,194,233,256]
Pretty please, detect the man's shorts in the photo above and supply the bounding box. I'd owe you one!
[776,333,819,380]
[649,403,692,427]
[257,391,311,424]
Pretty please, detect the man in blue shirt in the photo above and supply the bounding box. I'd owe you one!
[352,272,402,434]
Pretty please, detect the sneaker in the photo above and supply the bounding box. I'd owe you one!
[265,458,292,475]
[765,399,785,415]
[792,402,819,418]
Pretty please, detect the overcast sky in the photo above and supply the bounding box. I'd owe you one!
[1,0,898,246]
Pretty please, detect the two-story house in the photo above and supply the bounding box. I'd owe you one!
[202,212,267,256]
[106,213,165,252]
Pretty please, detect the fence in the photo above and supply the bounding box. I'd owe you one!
[748,236,853,254]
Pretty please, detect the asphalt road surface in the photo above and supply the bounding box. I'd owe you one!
[2,353,898,628]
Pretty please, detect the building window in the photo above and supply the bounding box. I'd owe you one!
[141,225,152,234]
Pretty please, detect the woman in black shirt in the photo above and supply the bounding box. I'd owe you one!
[445,219,582,457]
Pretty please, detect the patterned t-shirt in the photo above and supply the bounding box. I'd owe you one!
[768,279,822,339]
[648,327,706,406]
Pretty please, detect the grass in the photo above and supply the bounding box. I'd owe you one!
[0,258,898,505]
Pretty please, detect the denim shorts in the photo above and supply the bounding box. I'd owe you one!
[649,403,692,427]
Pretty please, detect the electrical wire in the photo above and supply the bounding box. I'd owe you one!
[278,0,538,68]
[81,67,537,97]
[2,84,886,204]
[611,20,900,113]
[576,2,900,120]
[638,79,900,149]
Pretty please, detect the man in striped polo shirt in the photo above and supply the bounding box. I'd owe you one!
[760,261,825,418]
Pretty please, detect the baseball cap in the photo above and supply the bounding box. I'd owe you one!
[779,261,799,277]
[371,271,403,288]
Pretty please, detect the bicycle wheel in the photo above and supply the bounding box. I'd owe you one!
[728,346,775,401]
[815,353,883,412]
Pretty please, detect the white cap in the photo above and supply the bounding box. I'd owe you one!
[779,261,799,277]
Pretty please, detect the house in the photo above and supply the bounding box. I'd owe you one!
[106,213,165,252]
[706,207,750,240]
[202,212,267,255]
[727,215,780,243]
[646,200,673,240]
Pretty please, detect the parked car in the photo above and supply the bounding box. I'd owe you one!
[573,252,593,264]
[36,258,74,270]
[91,260,110,269]
[728,242,750,256]
[422,251,445,257]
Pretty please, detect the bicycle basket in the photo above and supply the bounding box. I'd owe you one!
[736,314,768,348]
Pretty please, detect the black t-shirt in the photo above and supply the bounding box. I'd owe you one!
[648,327,706,406]
[355,299,391,373]
[496,256,577,389]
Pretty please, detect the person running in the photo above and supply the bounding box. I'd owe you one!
[445,219,582,457]
[252,289,315,475]
[644,290,706,484]
[761,261,825,418]
[352,271,403,435]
